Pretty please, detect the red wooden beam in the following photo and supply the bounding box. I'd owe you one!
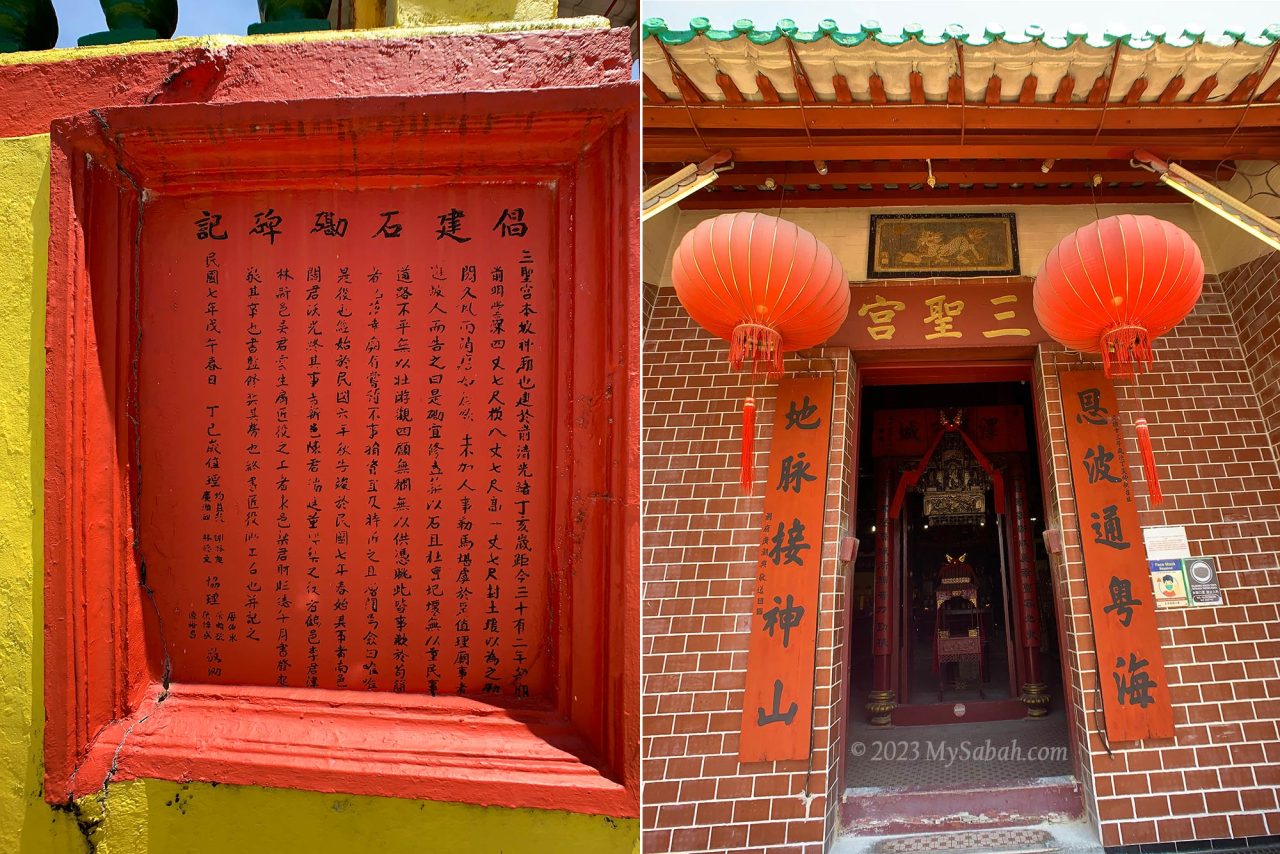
[681,184,1178,209]
[947,74,963,105]
[1262,76,1280,102]
[1018,75,1038,105]
[869,73,887,105]
[1086,75,1108,104]
[641,132,1280,162]
[671,70,706,104]
[910,71,925,105]
[641,73,670,105]
[716,72,744,103]
[1053,75,1075,104]
[1228,71,1262,103]
[643,103,1280,132]
[757,72,781,103]
[1190,75,1218,103]
[985,75,1002,104]
[833,73,854,104]
[1122,77,1149,105]
[1157,75,1185,105]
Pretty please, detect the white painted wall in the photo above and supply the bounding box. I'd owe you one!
[649,201,1226,288]
[1192,160,1280,273]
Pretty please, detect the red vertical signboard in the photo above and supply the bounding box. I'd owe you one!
[739,376,834,761]
[1059,371,1174,742]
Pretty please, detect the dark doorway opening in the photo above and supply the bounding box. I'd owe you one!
[843,373,1078,823]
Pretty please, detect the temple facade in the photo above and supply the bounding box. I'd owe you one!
[641,17,1280,853]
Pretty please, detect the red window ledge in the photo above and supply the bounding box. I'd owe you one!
[43,87,639,816]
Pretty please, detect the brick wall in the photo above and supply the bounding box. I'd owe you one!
[1037,275,1280,848]
[641,291,855,854]
[644,270,1280,852]
[1219,250,1280,463]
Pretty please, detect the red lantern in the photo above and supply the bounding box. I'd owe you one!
[1034,215,1205,505]
[671,212,850,489]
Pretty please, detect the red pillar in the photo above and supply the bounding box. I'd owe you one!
[866,463,896,725]
[1010,462,1049,716]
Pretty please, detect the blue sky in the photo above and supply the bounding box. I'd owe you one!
[644,0,1280,39]
[53,0,260,47]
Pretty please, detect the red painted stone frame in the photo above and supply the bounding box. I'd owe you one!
[43,86,639,815]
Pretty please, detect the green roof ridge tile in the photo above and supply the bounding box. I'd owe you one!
[641,16,1280,51]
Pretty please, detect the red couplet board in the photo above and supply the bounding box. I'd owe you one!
[739,375,835,762]
[1059,371,1174,741]
[139,185,555,700]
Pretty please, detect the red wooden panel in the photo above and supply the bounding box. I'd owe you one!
[1059,370,1174,742]
[740,376,834,762]
[832,281,1048,351]
[871,405,1027,457]
[141,187,554,698]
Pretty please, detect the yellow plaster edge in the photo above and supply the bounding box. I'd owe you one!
[0,16,611,67]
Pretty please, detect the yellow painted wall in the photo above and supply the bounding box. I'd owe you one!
[0,131,635,854]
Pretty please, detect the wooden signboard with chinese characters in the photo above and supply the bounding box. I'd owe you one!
[739,376,834,761]
[140,186,554,699]
[872,406,1027,458]
[1060,371,1174,742]
[832,281,1049,351]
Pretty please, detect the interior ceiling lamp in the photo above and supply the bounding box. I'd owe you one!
[671,212,851,490]
[641,150,732,222]
[1134,149,1280,252]
[1034,214,1204,505]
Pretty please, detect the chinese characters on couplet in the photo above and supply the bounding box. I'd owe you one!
[1060,371,1173,740]
[740,376,834,761]
[152,192,552,701]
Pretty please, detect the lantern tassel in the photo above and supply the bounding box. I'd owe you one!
[1100,324,1153,378]
[741,396,757,492]
[1135,417,1164,507]
[730,323,785,376]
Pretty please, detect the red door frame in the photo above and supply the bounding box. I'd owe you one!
[843,359,1082,779]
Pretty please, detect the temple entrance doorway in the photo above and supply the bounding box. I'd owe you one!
[842,366,1081,835]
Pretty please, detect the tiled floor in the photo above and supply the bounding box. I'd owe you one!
[845,709,1073,791]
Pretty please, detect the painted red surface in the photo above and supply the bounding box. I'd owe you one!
[739,375,834,762]
[836,280,1047,351]
[141,187,555,698]
[0,29,632,138]
[43,81,639,814]
[1058,370,1174,742]
[871,405,1027,457]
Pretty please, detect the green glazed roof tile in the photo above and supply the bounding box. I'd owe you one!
[642,16,1280,51]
